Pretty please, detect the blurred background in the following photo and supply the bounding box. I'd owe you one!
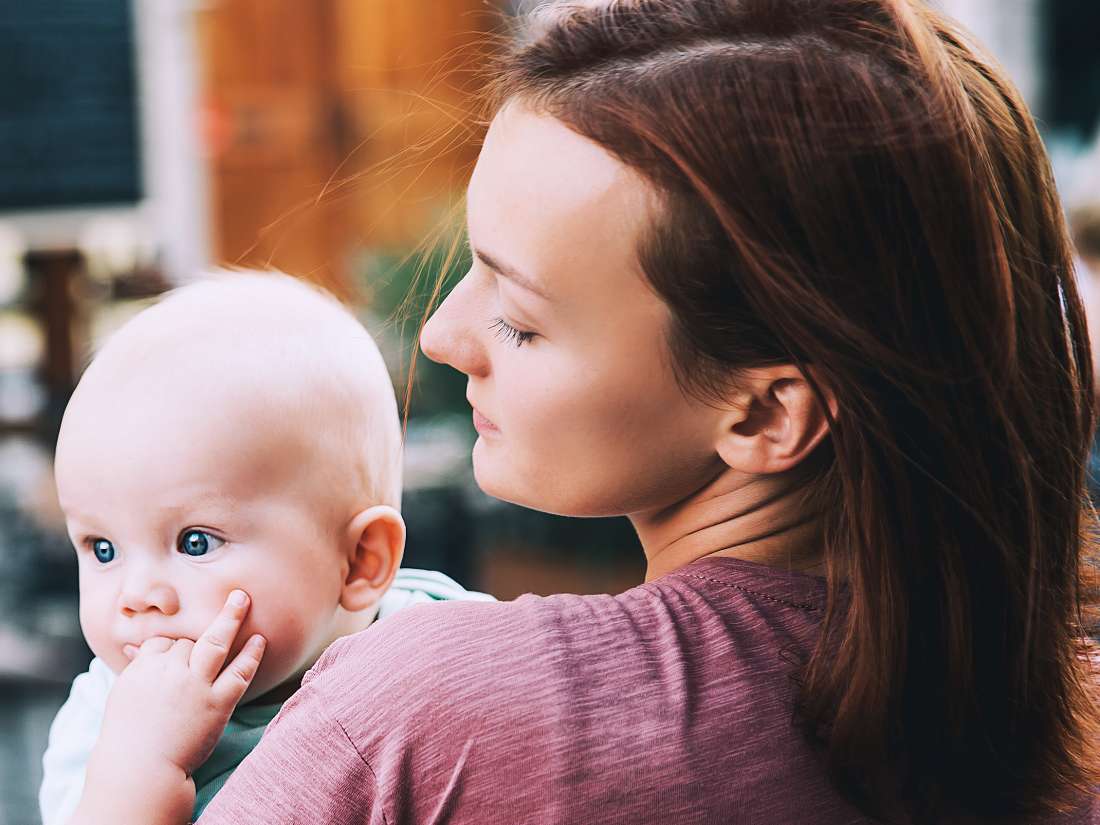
[1,1,1099,821]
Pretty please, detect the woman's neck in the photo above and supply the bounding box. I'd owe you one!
[631,465,825,582]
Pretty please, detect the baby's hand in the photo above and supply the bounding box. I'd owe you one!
[72,591,266,824]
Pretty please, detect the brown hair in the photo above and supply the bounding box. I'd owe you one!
[481,0,1099,820]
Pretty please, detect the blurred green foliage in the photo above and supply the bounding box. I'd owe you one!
[359,240,472,421]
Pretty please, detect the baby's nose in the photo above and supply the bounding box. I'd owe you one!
[118,565,180,617]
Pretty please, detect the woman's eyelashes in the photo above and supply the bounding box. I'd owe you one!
[490,317,537,347]
[178,529,226,557]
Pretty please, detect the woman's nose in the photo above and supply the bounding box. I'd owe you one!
[118,561,180,617]
[420,276,490,378]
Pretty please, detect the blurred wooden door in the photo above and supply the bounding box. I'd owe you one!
[196,0,491,298]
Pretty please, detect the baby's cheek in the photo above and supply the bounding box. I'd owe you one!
[78,581,126,675]
[201,556,341,700]
[234,599,321,697]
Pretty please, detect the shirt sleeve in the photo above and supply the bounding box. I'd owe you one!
[196,665,384,825]
[39,657,114,825]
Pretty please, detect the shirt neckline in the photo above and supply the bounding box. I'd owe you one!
[666,554,831,612]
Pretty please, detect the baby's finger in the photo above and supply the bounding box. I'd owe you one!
[169,637,195,662]
[190,590,251,683]
[126,636,174,661]
[211,634,266,709]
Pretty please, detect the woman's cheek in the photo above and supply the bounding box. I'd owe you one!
[486,357,620,513]
[504,350,582,435]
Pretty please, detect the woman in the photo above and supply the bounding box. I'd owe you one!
[87,0,1100,822]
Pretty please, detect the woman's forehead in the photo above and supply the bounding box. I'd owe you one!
[467,105,655,302]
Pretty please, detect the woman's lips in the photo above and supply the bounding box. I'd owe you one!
[472,409,500,435]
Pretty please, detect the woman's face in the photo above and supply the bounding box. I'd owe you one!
[421,104,727,517]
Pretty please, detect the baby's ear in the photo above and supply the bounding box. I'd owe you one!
[340,505,405,612]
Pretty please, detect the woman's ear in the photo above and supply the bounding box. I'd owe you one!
[714,366,836,475]
[340,505,405,613]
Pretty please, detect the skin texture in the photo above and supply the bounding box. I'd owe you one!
[55,273,405,704]
[69,110,836,824]
[76,592,266,823]
[420,104,834,581]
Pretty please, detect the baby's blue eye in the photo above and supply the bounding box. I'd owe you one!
[178,530,225,557]
[91,539,115,564]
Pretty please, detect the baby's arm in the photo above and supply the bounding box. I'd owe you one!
[67,591,266,825]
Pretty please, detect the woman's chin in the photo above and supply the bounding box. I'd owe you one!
[472,443,548,511]
[471,442,518,504]
[471,451,616,518]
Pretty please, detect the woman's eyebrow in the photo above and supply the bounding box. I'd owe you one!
[473,247,552,301]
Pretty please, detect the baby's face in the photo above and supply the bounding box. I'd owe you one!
[55,378,348,703]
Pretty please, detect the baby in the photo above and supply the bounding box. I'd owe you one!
[39,272,491,823]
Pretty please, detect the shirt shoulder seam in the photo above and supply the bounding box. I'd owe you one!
[327,705,390,825]
[678,572,822,612]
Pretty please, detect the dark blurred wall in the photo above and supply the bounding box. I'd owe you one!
[1044,0,1100,140]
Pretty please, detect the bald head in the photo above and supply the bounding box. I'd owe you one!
[59,271,402,514]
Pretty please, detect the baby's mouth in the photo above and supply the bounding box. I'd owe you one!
[121,635,192,661]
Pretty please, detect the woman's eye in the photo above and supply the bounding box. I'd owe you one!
[178,530,225,557]
[91,538,116,564]
[489,317,536,348]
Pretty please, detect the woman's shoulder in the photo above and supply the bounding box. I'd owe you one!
[314,557,828,693]
[318,589,607,687]
[267,561,843,822]
[307,558,826,730]
[312,586,655,699]
[301,593,590,747]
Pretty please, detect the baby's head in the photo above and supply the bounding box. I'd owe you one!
[54,272,405,702]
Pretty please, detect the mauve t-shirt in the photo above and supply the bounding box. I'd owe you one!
[199,557,1098,824]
